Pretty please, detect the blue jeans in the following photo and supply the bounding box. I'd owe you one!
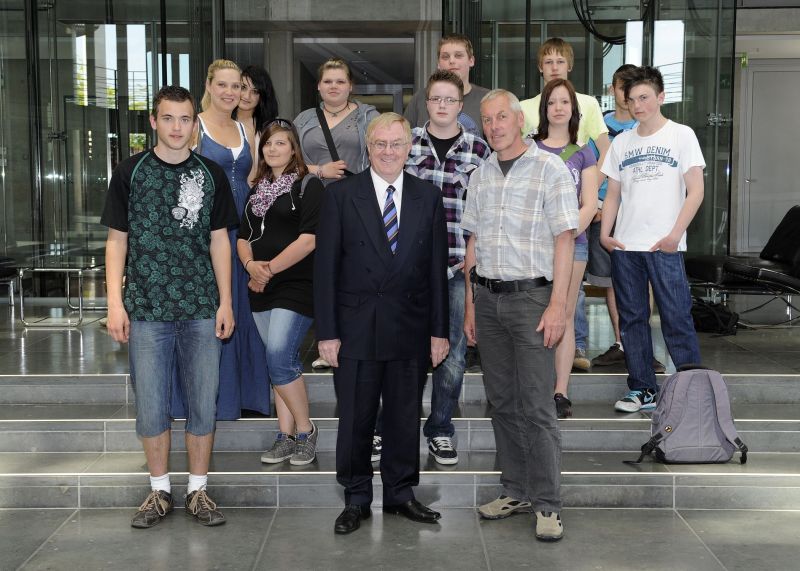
[252,308,313,386]
[129,319,221,437]
[474,283,562,513]
[573,242,589,351]
[423,270,467,439]
[610,250,701,392]
[574,285,588,351]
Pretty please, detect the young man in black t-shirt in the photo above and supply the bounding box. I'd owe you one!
[102,86,238,529]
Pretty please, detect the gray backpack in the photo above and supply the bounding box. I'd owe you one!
[626,368,748,464]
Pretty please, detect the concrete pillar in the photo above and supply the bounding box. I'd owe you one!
[265,31,295,117]
[413,29,441,91]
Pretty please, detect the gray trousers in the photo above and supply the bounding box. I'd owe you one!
[474,283,562,513]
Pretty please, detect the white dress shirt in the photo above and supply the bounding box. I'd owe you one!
[370,169,403,226]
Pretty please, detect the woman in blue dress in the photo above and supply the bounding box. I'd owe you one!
[174,59,270,419]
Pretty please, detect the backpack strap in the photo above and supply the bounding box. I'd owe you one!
[623,433,663,465]
[706,370,749,463]
[300,172,318,198]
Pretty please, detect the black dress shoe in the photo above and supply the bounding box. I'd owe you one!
[334,504,371,535]
[383,499,441,523]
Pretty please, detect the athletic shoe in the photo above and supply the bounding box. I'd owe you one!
[131,490,173,528]
[290,421,318,466]
[478,495,532,520]
[261,432,296,464]
[554,393,572,419]
[591,343,626,367]
[572,348,590,371]
[185,489,226,526]
[311,356,331,369]
[465,345,482,373]
[614,389,657,412]
[428,436,458,465]
[371,434,382,462]
[535,511,564,542]
[653,359,666,374]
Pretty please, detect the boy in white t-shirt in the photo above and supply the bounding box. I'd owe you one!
[600,66,705,413]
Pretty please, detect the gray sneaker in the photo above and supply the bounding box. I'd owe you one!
[185,489,225,526]
[131,489,174,528]
[290,420,318,466]
[261,432,296,464]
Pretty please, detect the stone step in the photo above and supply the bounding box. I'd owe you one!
[0,403,796,453]
[2,373,800,405]
[0,451,796,510]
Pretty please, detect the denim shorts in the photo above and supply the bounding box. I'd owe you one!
[129,319,221,438]
[574,241,589,262]
[252,308,313,386]
[586,220,612,287]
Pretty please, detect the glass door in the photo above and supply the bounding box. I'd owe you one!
[656,0,735,255]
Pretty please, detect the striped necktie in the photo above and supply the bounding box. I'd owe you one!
[383,185,398,255]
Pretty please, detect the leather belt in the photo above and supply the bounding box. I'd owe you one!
[473,273,551,293]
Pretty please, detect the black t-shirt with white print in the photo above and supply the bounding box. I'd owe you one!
[101,149,238,321]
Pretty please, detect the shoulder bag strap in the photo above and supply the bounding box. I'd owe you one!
[559,143,581,163]
[315,107,341,162]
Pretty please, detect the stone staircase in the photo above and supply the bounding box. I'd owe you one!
[1,372,798,510]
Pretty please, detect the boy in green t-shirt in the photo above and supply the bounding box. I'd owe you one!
[102,86,239,529]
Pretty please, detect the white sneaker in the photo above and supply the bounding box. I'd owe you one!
[535,511,563,541]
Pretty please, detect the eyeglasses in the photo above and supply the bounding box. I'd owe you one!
[369,140,409,152]
[426,96,462,106]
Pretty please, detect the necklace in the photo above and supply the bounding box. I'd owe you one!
[323,101,350,117]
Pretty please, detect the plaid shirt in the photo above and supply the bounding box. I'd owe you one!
[405,123,490,276]
[461,142,578,281]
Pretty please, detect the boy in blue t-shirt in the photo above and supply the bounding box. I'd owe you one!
[573,65,666,374]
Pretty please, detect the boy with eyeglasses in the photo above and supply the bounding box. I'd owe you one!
[403,70,490,464]
[600,66,705,413]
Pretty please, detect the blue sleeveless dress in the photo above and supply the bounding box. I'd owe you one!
[170,118,270,419]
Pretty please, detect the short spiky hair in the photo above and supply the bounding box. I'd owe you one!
[152,85,197,118]
[612,64,638,88]
[537,38,574,69]
[624,65,665,99]
[438,34,474,59]
[425,69,464,99]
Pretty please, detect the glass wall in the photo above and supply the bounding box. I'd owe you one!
[0,0,736,261]
[0,0,214,262]
[446,0,735,255]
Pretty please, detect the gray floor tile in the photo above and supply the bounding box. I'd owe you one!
[20,508,272,571]
[480,508,724,570]
[0,508,74,569]
[680,509,800,571]
[255,507,488,571]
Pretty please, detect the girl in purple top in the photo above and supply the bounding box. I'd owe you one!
[535,78,599,419]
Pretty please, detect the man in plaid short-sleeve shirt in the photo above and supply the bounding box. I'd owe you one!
[463,89,577,542]
[402,70,490,466]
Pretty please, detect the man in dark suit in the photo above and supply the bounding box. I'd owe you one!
[314,113,450,535]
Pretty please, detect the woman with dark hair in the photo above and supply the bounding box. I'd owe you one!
[237,119,324,465]
[235,65,280,185]
[534,78,599,419]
